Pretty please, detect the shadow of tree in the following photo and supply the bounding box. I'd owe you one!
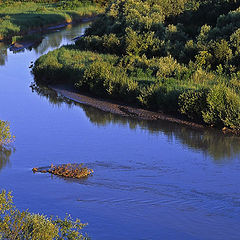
[0,148,12,172]
[168,1,240,37]
[0,42,7,66]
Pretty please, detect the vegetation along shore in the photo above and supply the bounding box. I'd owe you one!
[0,0,105,42]
[33,0,240,132]
[0,190,89,239]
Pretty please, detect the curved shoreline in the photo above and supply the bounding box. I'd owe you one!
[50,85,240,135]
[50,85,238,135]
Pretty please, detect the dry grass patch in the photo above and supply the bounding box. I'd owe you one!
[32,163,93,179]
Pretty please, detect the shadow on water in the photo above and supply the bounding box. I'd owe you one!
[0,149,12,172]
[0,22,89,65]
[31,83,240,162]
[0,42,8,66]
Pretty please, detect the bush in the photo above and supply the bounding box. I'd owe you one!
[179,89,208,121]
[156,56,187,79]
[138,81,187,112]
[203,84,240,129]
[81,60,140,102]
[57,0,92,10]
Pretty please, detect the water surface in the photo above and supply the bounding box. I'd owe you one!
[1,23,240,240]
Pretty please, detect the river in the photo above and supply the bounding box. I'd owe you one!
[1,22,240,240]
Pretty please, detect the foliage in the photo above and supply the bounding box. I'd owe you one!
[179,89,208,120]
[0,190,89,240]
[57,0,93,10]
[203,84,240,129]
[0,120,15,151]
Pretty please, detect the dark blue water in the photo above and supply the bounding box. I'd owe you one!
[1,23,240,240]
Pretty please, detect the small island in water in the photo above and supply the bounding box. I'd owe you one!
[32,163,94,179]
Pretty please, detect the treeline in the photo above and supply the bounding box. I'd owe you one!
[33,0,240,130]
[0,0,108,6]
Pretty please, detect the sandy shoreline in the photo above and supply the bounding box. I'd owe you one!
[50,85,208,129]
[49,85,240,135]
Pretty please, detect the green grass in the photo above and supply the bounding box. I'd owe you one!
[0,1,101,41]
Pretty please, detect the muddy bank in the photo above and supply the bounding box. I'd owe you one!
[50,85,206,129]
[50,85,240,135]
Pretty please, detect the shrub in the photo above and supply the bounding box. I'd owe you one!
[156,56,187,79]
[138,81,187,112]
[203,84,240,129]
[179,89,208,120]
[58,0,91,10]
[81,60,140,102]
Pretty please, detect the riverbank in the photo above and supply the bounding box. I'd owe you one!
[49,84,240,135]
[0,1,101,42]
[33,45,240,134]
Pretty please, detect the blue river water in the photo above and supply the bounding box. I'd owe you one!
[1,22,240,240]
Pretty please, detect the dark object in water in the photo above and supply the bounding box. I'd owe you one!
[32,163,93,178]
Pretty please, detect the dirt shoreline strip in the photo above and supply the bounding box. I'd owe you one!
[50,85,240,135]
[50,85,208,129]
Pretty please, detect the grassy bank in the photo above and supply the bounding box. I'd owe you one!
[33,0,240,131]
[0,1,101,42]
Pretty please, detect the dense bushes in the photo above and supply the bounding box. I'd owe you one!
[33,0,240,130]
[179,89,208,120]
[0,0,108,7]
[203,85,240,128]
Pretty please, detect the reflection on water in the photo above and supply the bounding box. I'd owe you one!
[0,42,7,66]
[0,149,12,172]
[33,25,75,55]
[0,22,89,65]
[31,83,240,161]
